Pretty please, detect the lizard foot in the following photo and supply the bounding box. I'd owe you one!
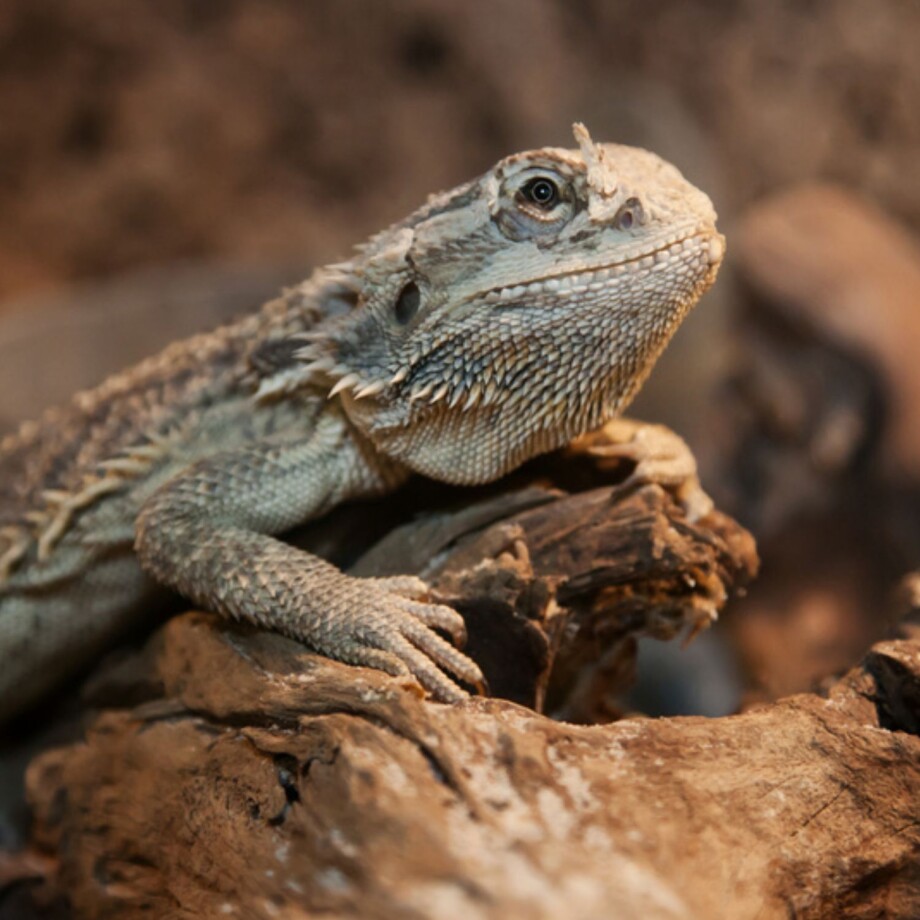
[569,418,714,522]
[317,575,484,703]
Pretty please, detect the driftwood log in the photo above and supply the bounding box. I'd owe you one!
[8,466,920,918]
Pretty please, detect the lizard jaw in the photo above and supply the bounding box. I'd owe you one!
[327,226,725,415]
[479,228,724,306]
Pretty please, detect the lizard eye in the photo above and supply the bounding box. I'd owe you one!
[394,282,421,325]
[614,197,645,231]
[496,167,575,241]
[520,177,560,210]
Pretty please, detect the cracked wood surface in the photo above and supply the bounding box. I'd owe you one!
[11,479,920,919]
[21,619,920,920]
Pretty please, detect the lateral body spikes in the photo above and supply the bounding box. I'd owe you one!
[429,384,449,405]
[254,377,287,402]
[290,346,323,363]
[123,443,167,461]
[328,373,361,399]
[410,383,434,403]
[254,370,310,402]
[481,382,501,406]
[287,357,336,380]
[355,380,386,400]
[0,524,31,577]
[97,458,153,476]
[292,330,331,344]
[463,383,482,411]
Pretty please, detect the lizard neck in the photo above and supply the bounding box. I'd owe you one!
[341,290,693,487]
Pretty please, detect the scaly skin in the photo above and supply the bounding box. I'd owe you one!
[0,125,724,721]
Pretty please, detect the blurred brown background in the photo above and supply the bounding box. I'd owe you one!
[2,0,918,299]
[1,0,920,713]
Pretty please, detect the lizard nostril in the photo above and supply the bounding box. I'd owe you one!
[614,197,644,231]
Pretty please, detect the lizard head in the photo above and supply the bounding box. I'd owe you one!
[297,123,724,484]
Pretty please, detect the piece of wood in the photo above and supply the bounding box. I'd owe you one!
[12,478,920,917]
[352,482,756,716]
[22,616,920,919]
[12,479,774,918]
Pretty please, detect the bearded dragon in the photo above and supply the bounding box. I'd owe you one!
[0,125,724,722]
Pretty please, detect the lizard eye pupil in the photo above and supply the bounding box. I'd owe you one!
[521,177,560,209]
[394,282,421,325]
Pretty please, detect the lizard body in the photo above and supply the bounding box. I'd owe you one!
[0,125,723,721]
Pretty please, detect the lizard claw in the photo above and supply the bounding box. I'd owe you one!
[332,577,483,702]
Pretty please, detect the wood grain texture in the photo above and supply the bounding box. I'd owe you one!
[33,482,907,920]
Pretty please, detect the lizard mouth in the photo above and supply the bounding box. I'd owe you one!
[480,229,722,304]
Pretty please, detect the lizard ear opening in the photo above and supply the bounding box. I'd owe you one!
[394,282,421,325]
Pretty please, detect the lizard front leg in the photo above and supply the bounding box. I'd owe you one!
[134,415,484,701]
[568,418,714,522]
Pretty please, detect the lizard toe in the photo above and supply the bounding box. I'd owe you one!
[367,574,431,602]
[400,618,484,693]
[344,646,413,681]
[378,630,470,703]
[399,598,468,645]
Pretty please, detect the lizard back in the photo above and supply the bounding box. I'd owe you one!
[0,283,333,531]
